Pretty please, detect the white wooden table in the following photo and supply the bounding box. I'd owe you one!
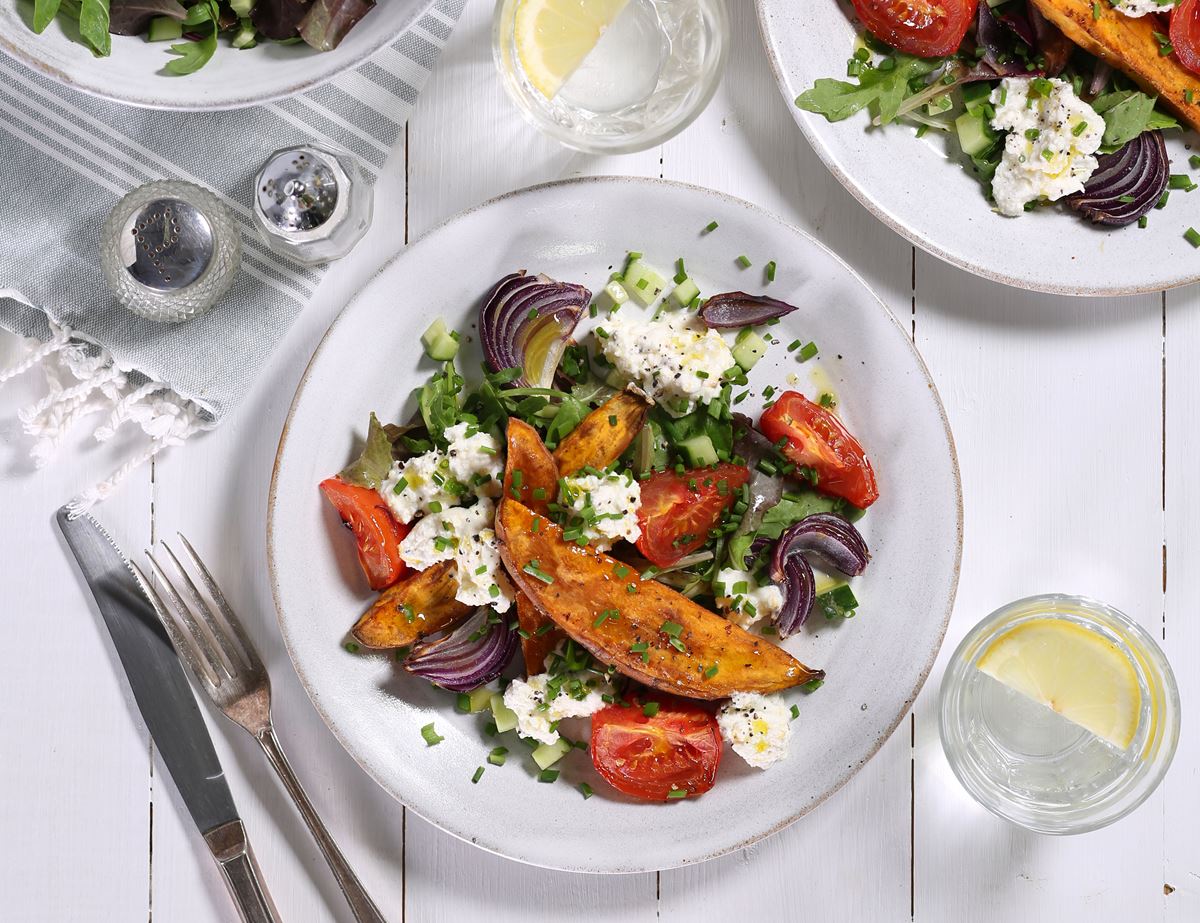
[3,2,1196,919]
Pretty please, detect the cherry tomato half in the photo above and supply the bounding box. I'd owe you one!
[591,696,722,801]
[759,392,879,509]
[319,478,409,590]
[1171,0,1200,76]
[851,0,979,58]
[635,463,750,567]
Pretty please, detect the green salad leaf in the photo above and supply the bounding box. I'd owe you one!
[32,0,63,32]
[1092,90,1180,151]
[166,0,220,75]
[78,0,111,56]
[727,490,862,571]
[795,54,942,126]
[544,397,588,450]
[338,413,395,489]
[418,361,464,447]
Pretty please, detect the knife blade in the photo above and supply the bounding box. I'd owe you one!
[56,507,239,835]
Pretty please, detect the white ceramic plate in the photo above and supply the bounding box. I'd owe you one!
[0,0,431,110]
[756,0,1200,295]
[268,177,963,872]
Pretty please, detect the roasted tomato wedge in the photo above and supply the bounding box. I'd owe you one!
[319,478,409,590]
[1172,0,1200,76]
[851,0,978,58]
[591,696,722,801]
[635,463,750,567]
[759,392,879,508]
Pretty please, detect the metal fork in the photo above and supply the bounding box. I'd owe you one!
[131,535,388,923]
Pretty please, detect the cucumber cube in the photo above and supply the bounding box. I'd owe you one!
[669,277,700,308]
[623,259,668,306]
[679,434,718,468]
[421,317,460,361]
[732,329,769,371]
[596,280,629,312]
[147,16,183,41]
[490,693,519,733]
[532,738,572,771]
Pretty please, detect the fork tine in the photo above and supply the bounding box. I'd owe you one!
[176,533,265,674]
[129,559,224,692]
[157,541,246,676]
[145,549,233,684]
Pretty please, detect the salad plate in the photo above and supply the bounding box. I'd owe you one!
[268,176,962,872]
[0,0,432,110]
[756,0,1200,295]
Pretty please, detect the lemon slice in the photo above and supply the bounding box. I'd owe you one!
[977,618,1141,749]
[514,0,632,99]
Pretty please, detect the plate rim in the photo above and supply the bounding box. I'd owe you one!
[267,174,964,872]
[0,0,434,112]
[753,0,1200,297]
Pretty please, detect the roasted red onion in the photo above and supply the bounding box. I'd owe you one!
[479,271,589,388]
[699,292,799,328]
[768,513,869,637]
[728,416,784,566]
[404,607,517,692]
[1066,130,1170,227]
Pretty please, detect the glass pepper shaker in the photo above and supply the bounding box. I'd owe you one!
[99,180,242,324]
[251,143,373,266]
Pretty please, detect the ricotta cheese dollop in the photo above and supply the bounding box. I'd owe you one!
[714,567,784,629]
[503,671,613,745]
[559,471,642,551]
[600,312,734,410]
[1112,0,1175,16]
[988,77,1103,217]
[379,422,502,524]
[398,499,515,612]
[717,692,793,769]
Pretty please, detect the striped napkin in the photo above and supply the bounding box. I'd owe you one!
[0,0,463,513]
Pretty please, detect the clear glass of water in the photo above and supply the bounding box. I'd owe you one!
[939,594,1179,834]
[493,0,729,154]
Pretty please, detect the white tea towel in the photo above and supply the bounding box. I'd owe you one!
[0,0,464,513]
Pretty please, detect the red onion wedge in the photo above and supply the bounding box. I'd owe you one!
[768,513,869,637]
[1066,130,1170,228]
[404,607,518,692]
[699,292,799,328]
[479,271,590,388]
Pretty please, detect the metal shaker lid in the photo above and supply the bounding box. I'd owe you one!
[117,197,214,292]
[255,148,340,233]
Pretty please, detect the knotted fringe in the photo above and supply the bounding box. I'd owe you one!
[0,320,211,517]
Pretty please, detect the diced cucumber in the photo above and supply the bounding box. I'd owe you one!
[464,686,493,712]
[925,94,953,116]
[731,329,769,371]
[146,16,183,41]
[955,110,996,159]
[229,0,254,15]
[490,693,518,733]
[604,369,629,390]
[816,584,859,620]
[669,276,700,308]
[421,317,460,361]
[678,433,718,468]
[231,19,257,49]
[596,280,629,312]
[532,738,572,771]
[623,258,668,306]
[961,81,993,115]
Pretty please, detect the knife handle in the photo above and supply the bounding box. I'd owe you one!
[204,819,282,923]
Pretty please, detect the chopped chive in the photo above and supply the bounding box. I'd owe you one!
[643,701,660,717]
[667,789,688,799]
[1186,227,1200,248]
[790,704,800,720]
[802,678,824,693]
[614,564,630,578]
[535,623,555,636]
[538,769,559,783]
[1157,190,1171,209]
[1169,174,1193,190]
[660,620,683,637]
[703,221,719,233]
[427,500,443,514]
[1117,194,1136,204]
[472,766,485,784]
[391,476,409,495]
[532,516,542,533]
[608,414,618,426]
[704,663,719,678]
[736,254,752,269]
[456,693,471,712]
[1072,121,1088,137]
[489,584,500,598]
[765,260,777,282]
[1092,0,1101,18]
[1188,89,1196,105]
[343,640,360,654]
[420,723,443,746]
[488,746,508,766]
[629,641,649,654]
[797,341,819,362]
[1138,215,1149,229]
[579,782,594,799]
[786,339,801,351]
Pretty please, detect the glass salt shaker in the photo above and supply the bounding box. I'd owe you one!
[252,143,373,266]
[100,180,242,324]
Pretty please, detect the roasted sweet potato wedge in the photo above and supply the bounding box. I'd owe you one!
[514,590,560,672]
[1029,0,1200,131]
[497,499,823,698]
[351,561,473,649]
[552,387,652,476]
[504,418,558,514]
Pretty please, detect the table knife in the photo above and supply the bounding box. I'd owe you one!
[57,508,280,923]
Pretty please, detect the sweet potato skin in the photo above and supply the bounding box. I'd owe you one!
[552,388,652,476]
[1029,0,1200,131]
[351,561,473,648]
[503,418,559,513]
[497,499,823,698]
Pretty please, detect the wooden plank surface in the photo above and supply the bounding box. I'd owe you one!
[0,0,1192,919]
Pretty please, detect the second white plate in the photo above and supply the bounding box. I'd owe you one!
[756,0,1200,295]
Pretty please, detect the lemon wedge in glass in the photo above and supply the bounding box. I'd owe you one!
[976,618,1141,749]
[515,0,632,99]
